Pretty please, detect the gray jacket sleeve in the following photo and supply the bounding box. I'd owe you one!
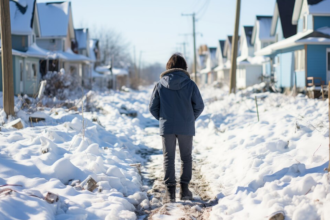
[192,83,204,120]
[149,83,160,120]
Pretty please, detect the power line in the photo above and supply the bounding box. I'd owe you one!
[196,0,211,20]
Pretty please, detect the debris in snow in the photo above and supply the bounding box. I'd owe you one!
[7,118,24,130]
[269,212,285,220]
[81,176,98,192]
[45,192,59,204]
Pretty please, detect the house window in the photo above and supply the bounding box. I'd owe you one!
[20,62,23,81]
[303,14,308,31]
[26,63,31,80]
[22,37,26,48]
[32,63,37,79]
[295,50,305,71]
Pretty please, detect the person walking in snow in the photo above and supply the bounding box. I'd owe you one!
[149,53,204,203]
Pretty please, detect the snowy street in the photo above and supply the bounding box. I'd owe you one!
[0,86,330,219]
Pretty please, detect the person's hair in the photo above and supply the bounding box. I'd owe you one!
[166,53,187,70]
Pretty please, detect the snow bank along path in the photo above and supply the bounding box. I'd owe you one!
[0,90,155,220]
[1,85,330,220]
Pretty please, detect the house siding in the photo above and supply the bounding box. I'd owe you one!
[276,18,284,42]
[37,38,64,51]
[314,16,330,30]
[307,45,330,83]
[12,35,29,52]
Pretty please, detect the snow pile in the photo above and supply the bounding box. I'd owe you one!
[194,88,330,219]
[0,91,152,219]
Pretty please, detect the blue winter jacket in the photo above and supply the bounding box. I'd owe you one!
[149,68,204,136]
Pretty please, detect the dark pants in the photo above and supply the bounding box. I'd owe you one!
[162,134,193,186]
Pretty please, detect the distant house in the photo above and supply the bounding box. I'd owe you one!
[95,65,129,90]
[256,0,330,91]
[200,46,217,85]
[251,16,276,79]
[36,1,90,86]
[215,36,240,86]
[0,0,50,96]
[214,40,229,85]
[75,28,93,88]
[237,26,263,89]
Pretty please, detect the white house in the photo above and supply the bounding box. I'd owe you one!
[75,28,93,88]
[215,36,240,86]
[35,1,90,87]
[251,15,276,77]
[214,40,228,85]
[200,47,217,85]
[237,26,263,89]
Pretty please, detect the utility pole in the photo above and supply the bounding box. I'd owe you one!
[182,13,197,83]
[229,0,241,94]
[0,0,15,117]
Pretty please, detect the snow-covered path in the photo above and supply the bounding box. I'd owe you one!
[1,86,330,220]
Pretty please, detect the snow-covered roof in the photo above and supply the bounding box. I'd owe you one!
[309,0,330,15]
[37,2,72,38]
[96,66,129,76]
[10,0,36,35]
[252,16,275,44]
[2,43,50,58]
[237,56,266,66]
[292,0,330,25]
[256,27,330,56]
[75,28,89,50]
[54,49,91,62]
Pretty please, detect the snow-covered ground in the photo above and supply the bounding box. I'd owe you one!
[0,85,330,220]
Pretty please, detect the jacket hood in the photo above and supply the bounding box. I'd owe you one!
[159,68,191,90]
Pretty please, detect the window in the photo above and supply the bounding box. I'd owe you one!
[295,50,305,71]
[20,62,23,81]
[303,14,308,31]
[32,63,37,79]
[22,37,26,48]
[327,51,330,71]
[26,63,31,80]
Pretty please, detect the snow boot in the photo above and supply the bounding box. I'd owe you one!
[180,183,193,200]
[163,184,176,204]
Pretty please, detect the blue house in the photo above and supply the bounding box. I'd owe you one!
[0,0,49,96]
[256,0,330,90]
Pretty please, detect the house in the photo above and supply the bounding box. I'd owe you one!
[200,46,218,85]
[236,26,263,89]
[251,15,276,80]
[214,40,229,85]
[256,0,330,91]
[95,65,129,90]
[0,0,50,96]
[75,28,93,88]
[267,0,298,85]
[35,1,90,87]
[215,36,240,86]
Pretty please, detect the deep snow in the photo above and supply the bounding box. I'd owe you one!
[0,85,330,220]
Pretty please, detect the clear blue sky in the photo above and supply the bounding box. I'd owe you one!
[38,0,275,66]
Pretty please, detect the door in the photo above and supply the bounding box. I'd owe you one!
[327,48,330,83]
[19,61,24,94]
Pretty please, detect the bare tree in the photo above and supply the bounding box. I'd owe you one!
[92,28,131,68]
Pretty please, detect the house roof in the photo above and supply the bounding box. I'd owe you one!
[292,0,330,25]
[75,28,89,50]
[271,0,297,39]
[252,16,275,44]
[255,27,330,56]
[9,0,36,35]
[218,40,225,58]
[37,1,73,38]
[243,26,254,46]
